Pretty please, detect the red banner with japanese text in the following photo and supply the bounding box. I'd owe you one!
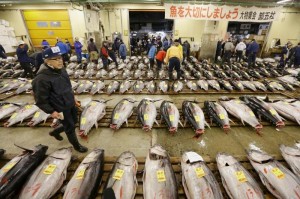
[165,4,282,22]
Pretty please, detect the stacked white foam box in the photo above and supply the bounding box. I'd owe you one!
[0,19,17,53]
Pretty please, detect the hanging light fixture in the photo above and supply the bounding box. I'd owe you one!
[277,0,292,4]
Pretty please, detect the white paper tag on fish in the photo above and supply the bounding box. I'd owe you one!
[186,152,203,163]
[113,169,124,180]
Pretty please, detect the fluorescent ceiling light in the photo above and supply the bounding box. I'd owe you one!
[277,0,292,4]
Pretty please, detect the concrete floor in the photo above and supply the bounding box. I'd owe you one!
[1,93,299,160]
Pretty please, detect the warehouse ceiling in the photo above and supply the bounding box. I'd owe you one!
[0,0,300,7]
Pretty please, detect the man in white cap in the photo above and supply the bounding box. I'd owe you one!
[16,40,33,78]
[32,46,88,153]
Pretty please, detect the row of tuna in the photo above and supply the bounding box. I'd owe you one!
[1,144,300,199]
[1,96,299,138]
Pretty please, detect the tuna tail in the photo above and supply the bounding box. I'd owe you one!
[223,125,230,133]
[27,121,34,127]
[169,127,177,134]
[3,121,10,127]
[143,125,151,132]
[110,124,118,130]
[14,143,33,152]
[78,130,88,139]
[193,129,204,139]
[179,120,184,127]
[276,121,285,128]
[255,124,263,135]
[204,121,211,129]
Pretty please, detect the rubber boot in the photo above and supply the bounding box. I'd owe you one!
[66,132,88,153]
[49,124,64,141]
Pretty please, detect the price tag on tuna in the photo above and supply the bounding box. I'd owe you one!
[3,84,8,87]
[43,164,57,175]
[151,84,154,88]
[238,83,242,87]
[164,84,167,88]
[136,85,140,88]
[120,85,124,88]
[269,109,276,115]
[194,115,200,122]
[205,84,208,87]
[80,84,83,87]
[195,167,205,178]
[271,168,285,179]
[144,114,149,120]
[249,111,255,117]
[81,117,86,125]
[235,100,241,104]
[193,83,196,86]
[284,102,289,105]
[123,101,128,105]
[113,169,124,180]
[114,113,119,119]
[93,84,96,88]
[34,112,40,118]
[219,114,225,120]
[174,85,178,88]
[225,83,230,86]
[108,85,111,89]
[235,171,247,183]
[76,168,86,179]
[20,84,24,87]
[90,102,96,106]
[25,105,32,109]
[2,162,16,172]
[11,113,17,119]
[156,170,166,182]
[269,85,273,88]
[169,115,175,121]
[2,104,11,109]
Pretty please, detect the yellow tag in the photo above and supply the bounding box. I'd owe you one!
[11,113,17,119]
[225,83,230,86]
[114,113,119,119]
[93,84,96,88]
[195,167,205,178]
[120,85,124,88]
[164,84,167,88]
[43,164,57,175]
[269,109,276,115]
[193,83,196,86]
[108,85,111,89]
[81,117,86,125]
[271,168,285,179]
[238,83,242,87]
[90,102,96,106]
[270,85,273,88]
[25,105,32,109]
[156,170,166,182]
[136,85,140,88]
[235,100,241,104]
[174,85,178,88]
[3,84,8,87]
[76,168,86,179]
[235,171,247,183]
[2,104,11,109]
[194,115,200,122]
[205,84,208,87]
[13,80,17,82]
[80,84,83,87]
[169,115,174,121]
[123,101,128,105]
[249,111,255,117]
[113,169,124,180]
[219,114,225,120]
[151,84,155,88]
[20,84,24,87]
[2,162,16,172]
[34,112,40,118]
[144,114,149,121]
[284,102,289,105]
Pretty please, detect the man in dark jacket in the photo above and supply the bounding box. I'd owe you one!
[0,44,6,58]
[293,42,300,68]
[247,39,259,67]
[16,40,33,78]
[32,47,88,153]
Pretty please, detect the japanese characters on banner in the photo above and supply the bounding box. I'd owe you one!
[165,4,282,22]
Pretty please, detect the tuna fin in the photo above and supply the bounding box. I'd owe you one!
[179,120,184,127]
[183,119,187,127]
[95,122,98,129]
[126,119,128,127]
[229,119,236,124]
[205,121,211,129]
[14,143,33,152]
[154,119,159,126]
[241,119,245,126]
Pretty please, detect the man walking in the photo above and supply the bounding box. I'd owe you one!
[148,42,157,69]
[74,37,83,64]
[235,40,246,62]
[164,39,182,80]
[223,39,235,63]
[247,39,259,67]
[32,47,88,153]
[56,38,69,66]
[119,40,127,60]
[88,38,99,64]
[16,40,33,79]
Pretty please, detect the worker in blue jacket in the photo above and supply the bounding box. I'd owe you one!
[74,37,83,63]
[148,42,157,69]
[56,38,69,66]
[16,40,33,78]
[247,39,259,67]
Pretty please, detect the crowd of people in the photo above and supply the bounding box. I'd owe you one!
[215,38,300,68]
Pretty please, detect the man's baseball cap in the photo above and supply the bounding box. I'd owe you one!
[18,40,25,46]
[42,47,61,59]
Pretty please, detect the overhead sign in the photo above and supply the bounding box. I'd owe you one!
[165,4,282,22]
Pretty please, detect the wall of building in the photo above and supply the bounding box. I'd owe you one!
[266,7,300,50]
